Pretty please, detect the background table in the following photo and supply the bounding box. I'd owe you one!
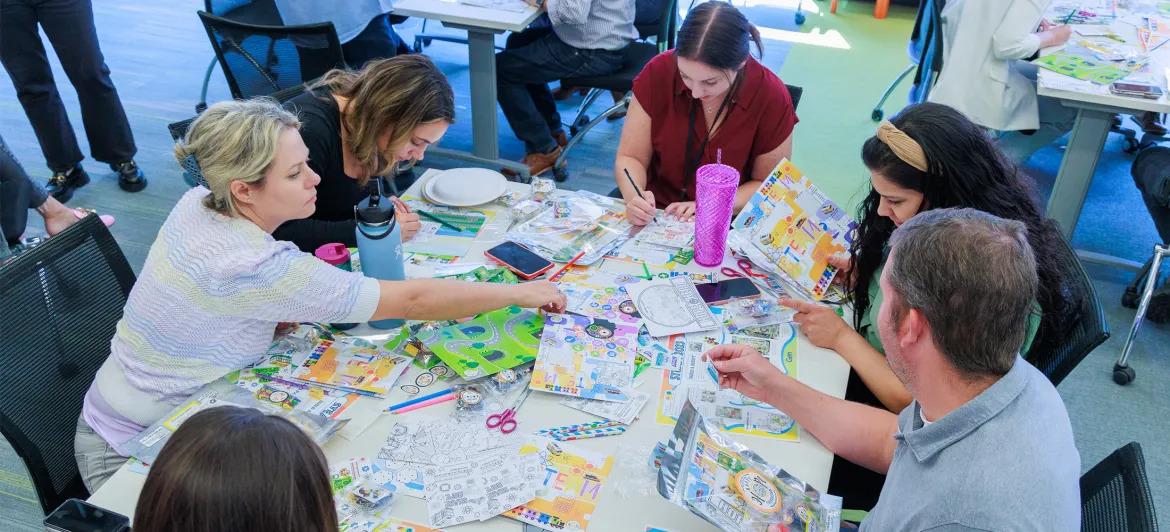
[1038,4,1170,245]
[393,0,541,180]
[89,171,852,530]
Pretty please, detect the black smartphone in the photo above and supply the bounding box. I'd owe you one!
[44,499,130,532]
[484,241,555,280]
[696,278,762,305]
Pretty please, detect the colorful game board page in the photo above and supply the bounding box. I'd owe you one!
[424,306,544,379]
[531,312,639,402]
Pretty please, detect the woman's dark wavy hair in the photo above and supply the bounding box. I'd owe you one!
[852,102,1077,352]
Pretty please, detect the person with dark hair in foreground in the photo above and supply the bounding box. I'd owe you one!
[133,406,338,532]
[706,208,1081,530]
[615,1,797,226]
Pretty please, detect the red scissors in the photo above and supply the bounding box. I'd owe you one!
[486,388,531,434]
[720,259,769,280]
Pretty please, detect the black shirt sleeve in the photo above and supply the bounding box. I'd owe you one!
[274,89,364,252]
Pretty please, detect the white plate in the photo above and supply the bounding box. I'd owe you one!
[425,168,507,207]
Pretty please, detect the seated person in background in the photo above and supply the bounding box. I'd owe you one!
[928,0,1076,164]
[74,99,565,492]
[134,406,338,532]
[1125,146,1170,322]
[1,133,113,252]
[496,0,637,176]
[275,0,409,68]
[615,1,796,226]
[707,208,1082,530]
[275,55,454,252]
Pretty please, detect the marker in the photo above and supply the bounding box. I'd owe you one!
[387,387,454,411]
[624,168,658,224]
[389,393,455,414]
[417,210,463,232]
[550,250,586,281]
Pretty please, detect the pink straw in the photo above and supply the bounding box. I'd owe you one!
[390,393,455,414]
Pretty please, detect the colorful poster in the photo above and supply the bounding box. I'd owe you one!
[744,159,857,300]
[505,438,615,532]
[655,326,800,441]
[424,306,544,379]
[531,312,639,402]
[290,338,409,396]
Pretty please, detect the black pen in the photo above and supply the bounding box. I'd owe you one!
[623,168,658,224]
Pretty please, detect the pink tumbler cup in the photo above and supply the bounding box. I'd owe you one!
[694,162,739,267]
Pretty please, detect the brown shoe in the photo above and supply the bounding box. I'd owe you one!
[554,130,568,148]
[553,85,588,101]
[522,146,563,176]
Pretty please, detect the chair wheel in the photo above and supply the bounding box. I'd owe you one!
[1124,137,1142,154]
[871,109,884,122]
[553,166,569,183]
[795,12,806,25]
[1113,364,1136,385]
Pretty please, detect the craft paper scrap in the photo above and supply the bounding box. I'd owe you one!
[531,312,639,402]
[740,159,857,300]
[656,326,800,441]
[378,419,518,466]
[290,337,409,396]
[656,401,841,532]
[559,390,650,425]
[624,276,720,337]
[504,437,615,532]
[424,306,544,379]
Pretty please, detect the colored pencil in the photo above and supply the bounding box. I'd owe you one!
[1063,4,1078,24]
[550,250,586,280]
[553,427,627,441]
[417,210,463,232]
[387,387,454,412]
[537,420,623,435]
[624,168,658,223]
[389,393,455,414]
[641,262,653,280]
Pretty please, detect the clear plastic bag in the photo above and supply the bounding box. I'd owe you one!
[506,190,633,264]
[656,400,841,532]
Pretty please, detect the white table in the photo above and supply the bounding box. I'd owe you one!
[1038,5,1170,244]
[393,0,542,180]
[89,173,851,530]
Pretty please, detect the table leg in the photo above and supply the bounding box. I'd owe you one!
[1047,107,1112,239]
[465,29,501,160]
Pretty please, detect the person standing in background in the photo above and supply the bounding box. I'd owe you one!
[0,0,148,202]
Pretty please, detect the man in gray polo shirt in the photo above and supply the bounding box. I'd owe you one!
[706,208,1081,530]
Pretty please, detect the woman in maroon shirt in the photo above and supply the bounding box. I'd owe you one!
[614,2,798,226]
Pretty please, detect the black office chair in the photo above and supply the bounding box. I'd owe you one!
[871,0,944,121]
[197,0,285,112]
[0,215,136,514]
[1081,442,1159,532]
[1024,225,1110,387]
[198,11,346,104]
[550,0,679,182]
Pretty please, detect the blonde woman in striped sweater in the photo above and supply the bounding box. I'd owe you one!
[74,99,566,491]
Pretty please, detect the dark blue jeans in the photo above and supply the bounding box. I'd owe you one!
[0,0,137,172]
[341,13,408,69]
[496,31,623,155]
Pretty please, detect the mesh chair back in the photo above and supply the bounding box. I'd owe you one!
[205,0,282,24]
[1025,225,1110,386]
[909,0,944,103]
[198,11,345,101]
[0,215,136,513]
[1081,442,1159,531]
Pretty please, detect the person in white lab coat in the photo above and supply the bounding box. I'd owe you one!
[928,0,1073,164]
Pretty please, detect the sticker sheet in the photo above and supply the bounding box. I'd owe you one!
[740,159,857,301]
[424,306,544,379]
[624,277,720,338]
[559,390,650,425]
[504,437,615,532]
[531,312,640,402]
[655,326,801,441]
[290,337,409,396]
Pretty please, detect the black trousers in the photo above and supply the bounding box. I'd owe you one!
[0,0,136,173]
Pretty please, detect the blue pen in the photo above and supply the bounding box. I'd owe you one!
[387,387,454,411]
